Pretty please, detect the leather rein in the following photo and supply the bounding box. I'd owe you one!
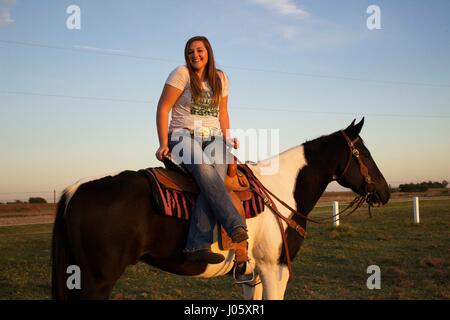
[240,130,378,281]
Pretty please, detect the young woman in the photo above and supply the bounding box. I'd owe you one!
[155,36,248,264]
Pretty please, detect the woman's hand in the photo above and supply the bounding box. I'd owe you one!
[155,145,170,161]
[226,137,240,149]
[155,84,182,162]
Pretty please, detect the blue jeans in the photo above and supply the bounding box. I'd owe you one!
[168,132,246,252]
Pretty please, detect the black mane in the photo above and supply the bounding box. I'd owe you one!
[303,131,343,169]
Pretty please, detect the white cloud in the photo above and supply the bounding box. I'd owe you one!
[251,0,309,18]
[73,45,130,55]
[0,8,13,26]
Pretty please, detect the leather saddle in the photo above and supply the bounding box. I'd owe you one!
[156,156,254,201]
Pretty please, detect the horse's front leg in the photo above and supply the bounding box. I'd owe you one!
[258,263,290,300]
[242,274,263,300]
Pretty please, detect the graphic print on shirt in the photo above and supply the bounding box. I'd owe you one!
[190,90,219,117]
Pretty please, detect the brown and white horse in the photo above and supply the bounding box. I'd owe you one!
[51,118,390,299]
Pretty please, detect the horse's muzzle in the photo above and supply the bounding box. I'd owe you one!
[366,192,382,207]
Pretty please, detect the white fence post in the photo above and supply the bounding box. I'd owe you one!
[333,201,340,227]
[413,197,420,224]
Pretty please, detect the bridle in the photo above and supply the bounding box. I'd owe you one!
[332,130,381,213]
[333,130,376,196]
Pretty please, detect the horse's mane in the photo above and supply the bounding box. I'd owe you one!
[303,132,336,150]
[301,130,346,164]
[302,129,366,164]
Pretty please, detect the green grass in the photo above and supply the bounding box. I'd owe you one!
[0,199,449,300]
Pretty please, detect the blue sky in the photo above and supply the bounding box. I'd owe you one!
[0,0,449,202]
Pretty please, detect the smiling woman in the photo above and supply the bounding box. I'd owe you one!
[155,36,248,264]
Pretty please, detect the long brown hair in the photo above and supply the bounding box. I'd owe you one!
[184,36,223,106]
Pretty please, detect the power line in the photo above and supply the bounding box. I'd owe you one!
[0,39,177,63]
[241,106,450,119]
[1,39,449,88]
[223,65,450,88]
[0,89,150,104]
[1,89,449,119]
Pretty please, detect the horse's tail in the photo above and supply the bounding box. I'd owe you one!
[51,191,78,300]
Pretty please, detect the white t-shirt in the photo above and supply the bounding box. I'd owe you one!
[165,65,229,132]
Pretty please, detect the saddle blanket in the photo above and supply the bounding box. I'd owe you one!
[140,166,265,221]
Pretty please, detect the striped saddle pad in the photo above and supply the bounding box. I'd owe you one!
[140,165,265,221]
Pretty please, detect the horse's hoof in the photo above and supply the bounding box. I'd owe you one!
[185,249,225,264]
[230,226,249,243]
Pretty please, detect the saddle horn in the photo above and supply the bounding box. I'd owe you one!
[227,156,237,178]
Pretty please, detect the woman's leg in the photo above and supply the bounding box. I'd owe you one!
[184,193,216,252]
[186,137,246,235]
[187,162,245,232]
[169,134,215,253]
[169,134,247,254]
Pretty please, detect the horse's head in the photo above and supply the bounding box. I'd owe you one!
[333,118,390,206]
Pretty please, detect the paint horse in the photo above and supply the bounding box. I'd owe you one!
[51,118,390,300]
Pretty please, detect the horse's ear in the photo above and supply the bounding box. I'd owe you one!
[353,117,365,135]
[345,119,356,132]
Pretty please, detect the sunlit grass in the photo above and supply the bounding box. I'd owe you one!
[0,200,448,299]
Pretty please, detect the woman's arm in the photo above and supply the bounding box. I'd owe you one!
[219,95,230,140]
[155,84,183,161]
[219,96,239,149]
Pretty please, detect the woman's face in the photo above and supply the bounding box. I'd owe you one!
[188,40,208,72]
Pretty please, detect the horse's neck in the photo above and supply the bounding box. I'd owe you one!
[293,141,334,215]
[251,143,331,217]
[294,165,330,215]
[251,145,308,216]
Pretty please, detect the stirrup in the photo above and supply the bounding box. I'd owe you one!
[233,261,255,285]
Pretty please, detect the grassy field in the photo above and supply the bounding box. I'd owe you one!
[0,198,449,300]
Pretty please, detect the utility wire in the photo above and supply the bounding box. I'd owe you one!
[1,39,449,88]
[0,89,150,104]
[1,89,449,119]
[0,39,176,63]
[223,65,450,88]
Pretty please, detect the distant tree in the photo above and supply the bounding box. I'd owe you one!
[29,197,47,204]
[399,180,448,192]
[431,181,441,188]
[389,184,398,193]
[398,183,428,192]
